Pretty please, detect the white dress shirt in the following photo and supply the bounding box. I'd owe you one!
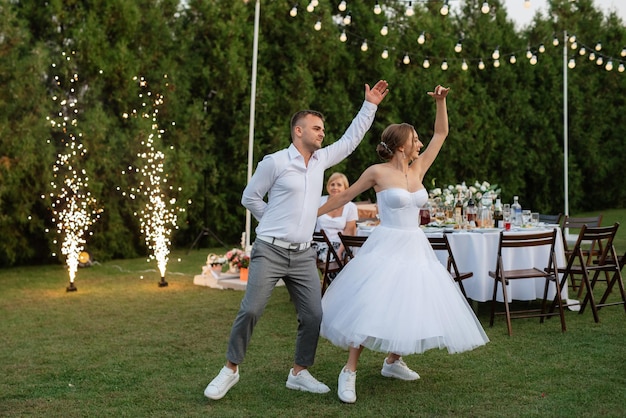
[242,101,377,244]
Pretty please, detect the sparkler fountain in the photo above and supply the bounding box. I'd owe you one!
[46,51,102,292]
[121,76,181,287]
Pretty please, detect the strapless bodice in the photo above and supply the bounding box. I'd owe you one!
[375,188,427,229]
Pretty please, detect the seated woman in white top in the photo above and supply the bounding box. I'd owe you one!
[314,172,358,268]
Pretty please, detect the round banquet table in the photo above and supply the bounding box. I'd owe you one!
[356,225,568,303]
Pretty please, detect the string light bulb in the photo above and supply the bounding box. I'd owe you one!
[492,47,500,60]
[493,59,500,68]
[403,53,411,64]
[589,52,596,61]
[621,48,626,57]
[568,58,576,69]
[461,59,468,71]
[381,49,389,59]
[579,47,586,56]
[619,63,625,72]
[406,2,414,17]
[314,20,322,31]
[595,42,602,51]
[526,48,532,59]
[481,2,490,14]
[339,31,347,42]
[343,13,351,25]
[306,2,314,12]
[440,0,449,16]
[538,44,545,53]
[380,24,388,36]
[441,60,448,70]
[422,58,430,68]
[454,41,462,53]
[417,31,425,45]
[605,60,613,71]
[338,0,346,12]
[478,59,485,70]
[289,6,298,17]
[530,55,537,65]
[374,1,381,14]
[509,55,517,64]
[552,36,559,47]
[524,0,531,8]
[596,56,603,66]
[361,40,368,52]
[570,41,577,50]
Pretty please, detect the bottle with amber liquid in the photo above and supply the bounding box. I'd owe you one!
[466,191,477,227]
[454,192,464,225]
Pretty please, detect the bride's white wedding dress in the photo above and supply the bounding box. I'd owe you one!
[321,188,489,355]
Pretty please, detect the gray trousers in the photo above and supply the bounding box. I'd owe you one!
[226,239,322,367]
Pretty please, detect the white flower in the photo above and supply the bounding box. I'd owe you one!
[430,180,501,206]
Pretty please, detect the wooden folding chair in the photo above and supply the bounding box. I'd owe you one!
[561,215,603,294]
[551,223,626,323]
[488,229,566,336]
[312,230,344,295]
[337,232,368,263]
[538,213,562,225]
[428,234,472,298]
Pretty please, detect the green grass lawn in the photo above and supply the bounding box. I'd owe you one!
[1,245,626,417]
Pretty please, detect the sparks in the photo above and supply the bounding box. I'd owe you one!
[46,51,102,291]
[123,76,180,285]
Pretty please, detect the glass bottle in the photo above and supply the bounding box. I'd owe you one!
[480,196,493,228]
[454,192,464,225]
[466,191,477,227]
[493,198,503,228]
[511,195,522,226]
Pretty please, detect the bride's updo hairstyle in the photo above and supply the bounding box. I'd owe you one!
[375,123,415,161]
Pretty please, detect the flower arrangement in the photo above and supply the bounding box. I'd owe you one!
[226,248,244,264]
[237,255,250,269]
[225,247,250,271]
[429,180,501,206]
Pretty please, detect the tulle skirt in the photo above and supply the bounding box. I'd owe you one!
[321,226,489,355]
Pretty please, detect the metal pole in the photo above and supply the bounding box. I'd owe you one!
[245,0,260,251]
[563,30,569,216]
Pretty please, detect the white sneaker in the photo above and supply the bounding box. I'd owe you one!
[285,368,330,393]
[337,367,357,403]
[381,358,420,381]
[204,366,240,400]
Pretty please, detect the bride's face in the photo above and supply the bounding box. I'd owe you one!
[406,130,423,158]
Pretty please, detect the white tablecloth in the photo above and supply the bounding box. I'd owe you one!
[357,226,568,303]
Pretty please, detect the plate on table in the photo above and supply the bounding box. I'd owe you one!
[471,228,502,233]
[512,226,545,232]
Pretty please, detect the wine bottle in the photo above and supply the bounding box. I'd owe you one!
[493,198,503,228]
[466,191,477,226]
[454,192,463,225]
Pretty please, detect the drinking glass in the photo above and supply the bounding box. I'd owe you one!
[502,204,511,231]
[531,212,540,227]
[522,209,531,226]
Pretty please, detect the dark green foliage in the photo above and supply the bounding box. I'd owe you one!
[1,0,625,266]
